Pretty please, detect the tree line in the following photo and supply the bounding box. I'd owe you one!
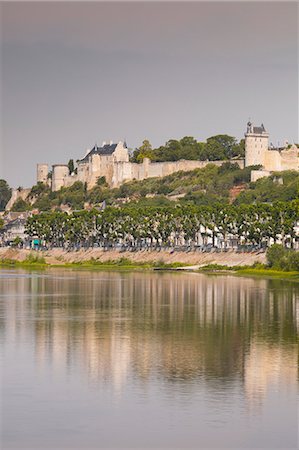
[25,201,299,250]
[131,135,245,163]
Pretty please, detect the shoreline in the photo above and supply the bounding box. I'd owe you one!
[0,246,266,267]
[0,247,298,280]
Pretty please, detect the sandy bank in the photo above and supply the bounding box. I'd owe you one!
[0,247,266,267]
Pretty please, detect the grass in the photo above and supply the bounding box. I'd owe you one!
[1,252,299,280]
[0,255,187,271]
[235,267,299,280]
[197,263,299,281]
[0,253,47,268]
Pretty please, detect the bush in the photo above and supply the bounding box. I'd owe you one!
[24,253,46,264]
[11,236,23,247]
[11,198,30,212]
[267,244,299,271]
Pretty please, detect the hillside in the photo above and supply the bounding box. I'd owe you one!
[5,163,299,212]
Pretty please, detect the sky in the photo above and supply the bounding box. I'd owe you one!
[1,1,298,187]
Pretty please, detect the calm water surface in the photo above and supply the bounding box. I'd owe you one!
[0,269,298,449]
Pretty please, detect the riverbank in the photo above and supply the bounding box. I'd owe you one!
[1,248,298,280]
[0,247,267,269]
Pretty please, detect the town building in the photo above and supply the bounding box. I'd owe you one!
[0,212,29,245]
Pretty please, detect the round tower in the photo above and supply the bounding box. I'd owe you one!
[37,164,49,184]
[245,121,269,167]
[52,164,69,191]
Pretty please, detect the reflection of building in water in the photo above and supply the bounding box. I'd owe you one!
[1,271,298,401]
[244,342,298,411]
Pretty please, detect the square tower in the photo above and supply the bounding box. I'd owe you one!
[245,122,269,167]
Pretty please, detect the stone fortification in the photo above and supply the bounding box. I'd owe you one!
[245,121,299,181]
[35,122,298,192]
[5,188,31,211]
[38,140,244,192]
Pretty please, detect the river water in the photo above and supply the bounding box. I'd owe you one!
[0,269,298,449]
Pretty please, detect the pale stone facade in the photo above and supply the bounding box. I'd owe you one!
[38,140,244,192]
[34,122,298,193]
[37,164,50,185]
[5,188,31,211]
[245,121,299,181]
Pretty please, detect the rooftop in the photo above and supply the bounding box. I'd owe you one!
[80,143,119,163]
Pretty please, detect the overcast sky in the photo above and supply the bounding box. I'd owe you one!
[1,1,298,187]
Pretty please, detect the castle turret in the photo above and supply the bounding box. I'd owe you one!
[37,164,49,184]
[245,121,269,167]
[52,164,69,191]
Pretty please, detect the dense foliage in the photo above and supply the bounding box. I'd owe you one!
[235,171,299,205]
[15,165,297,212]
[0,180,12,211]
[131,135,245,163]
[11,198,30,212]
[26,201,299,249]
[267,244,299,271]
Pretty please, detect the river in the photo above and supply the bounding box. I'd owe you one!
[0,269,298,449]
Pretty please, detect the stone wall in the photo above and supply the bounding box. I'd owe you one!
[50,157,245,191]
[5,188,31,211]
[245,132,269,167]
[263,150,282,172]
[280,145,299,171]
[250,169,271,182]
[37,164,49,184]
[111,158,245,188]
[52,165,69,191]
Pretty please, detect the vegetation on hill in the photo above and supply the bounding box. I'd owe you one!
[11,198,30,212]
[8,163,299,212]
[113,162,255,205]
[131,135,245,163]
[0,180,12,211]
[234,171,299,205]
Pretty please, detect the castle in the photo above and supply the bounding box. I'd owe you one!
[36,122,298,192]
[245,122,299,181]
[37,141,244,191]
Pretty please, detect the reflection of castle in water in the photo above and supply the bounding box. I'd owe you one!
[1,271,298,404]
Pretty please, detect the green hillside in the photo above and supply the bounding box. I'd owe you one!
[8,163,299,212]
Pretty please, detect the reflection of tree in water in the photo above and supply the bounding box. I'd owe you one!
[2,271,298,395]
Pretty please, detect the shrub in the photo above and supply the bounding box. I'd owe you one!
[11,198,30,212]
[267,244,299,271]
[24,253,46,264]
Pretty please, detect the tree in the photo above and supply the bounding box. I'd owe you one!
[34,195,52,211]
[68,159,75,175]
[30,182,50,197]
[206,135,240,160]
[96,176,107,187]
[11,198,29,212]
[11,236,22,247]
[0,179,12,211]
[131,140,153,163]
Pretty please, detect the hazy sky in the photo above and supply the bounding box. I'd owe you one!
[1,1,298,187]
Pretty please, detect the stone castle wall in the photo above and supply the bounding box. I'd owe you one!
[49,149,245,192]
[112,158,244,188]
[41,123,299,192]
[5,188,32,211]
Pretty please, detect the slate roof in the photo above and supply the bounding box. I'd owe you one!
[80,143,118,163]
[253,124,266,134]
